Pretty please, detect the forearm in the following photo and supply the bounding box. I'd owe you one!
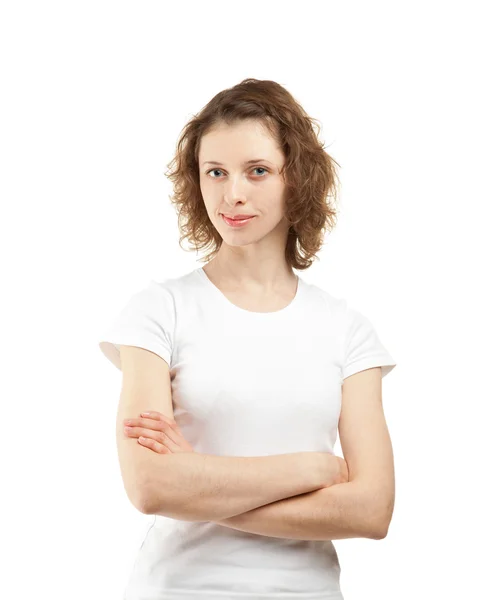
[211,481,383,541]
[141,451,329,522]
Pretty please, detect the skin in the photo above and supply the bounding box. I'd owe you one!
[124,411,194,454]
[123,411,348,486]
[197,118,298,295]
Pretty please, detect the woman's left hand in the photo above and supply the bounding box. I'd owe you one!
[123,411,195,454]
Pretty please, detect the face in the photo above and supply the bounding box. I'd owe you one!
[198,120,290,247]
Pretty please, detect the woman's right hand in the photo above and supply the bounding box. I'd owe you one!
[319,454,349,488]
[334,455,349,485]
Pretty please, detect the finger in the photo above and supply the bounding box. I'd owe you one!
[138,436,171,454]
[134,418,184,447]
[127,426,182,453]
[125,418,170,435]
[140,411,178,429]
[142,429,181,454]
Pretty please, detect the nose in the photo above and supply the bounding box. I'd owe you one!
[223,173,248,204]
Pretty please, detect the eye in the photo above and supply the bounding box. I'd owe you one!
[206,166,269,178]
[206,168,224,178]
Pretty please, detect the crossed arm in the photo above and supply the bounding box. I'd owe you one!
[211,479,387,540]
[206,368,395,541]
[137,368,394,541]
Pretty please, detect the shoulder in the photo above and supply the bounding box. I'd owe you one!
[112,279,176,328]
[130,267,201,309]
[301,279,350,326]
[151,267,203,299]
[306,282,370,334]
[99,277,179,371]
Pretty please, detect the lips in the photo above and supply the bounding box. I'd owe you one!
[221,214,256,227]
[222,215,255,220]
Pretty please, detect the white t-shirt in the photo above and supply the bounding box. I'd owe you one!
[99,267,397,600]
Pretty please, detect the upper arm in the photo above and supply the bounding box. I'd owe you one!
[338,366,395,537]
[116,344,173,513]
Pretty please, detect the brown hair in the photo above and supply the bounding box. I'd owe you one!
[164,78,341,271]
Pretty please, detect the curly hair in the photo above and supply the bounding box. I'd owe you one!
[164,78,341,271]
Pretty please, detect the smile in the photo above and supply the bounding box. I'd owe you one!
[221,214,256,228]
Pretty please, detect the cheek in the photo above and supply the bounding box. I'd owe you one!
[201,195,218,215]
[264,194,287,219]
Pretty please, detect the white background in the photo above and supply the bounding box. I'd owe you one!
[1,1,477,599]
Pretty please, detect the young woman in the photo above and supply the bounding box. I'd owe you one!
[100,78,397,600]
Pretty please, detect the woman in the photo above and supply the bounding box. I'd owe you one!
[100,78,397,600]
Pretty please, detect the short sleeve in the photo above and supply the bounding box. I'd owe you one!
[341,303,397,382]
[98,279,175,371]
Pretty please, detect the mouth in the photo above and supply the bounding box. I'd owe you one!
[221,214,256,228]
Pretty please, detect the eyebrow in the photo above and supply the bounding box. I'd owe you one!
[202,159,272,167]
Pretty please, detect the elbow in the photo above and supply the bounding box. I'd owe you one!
[372,519,390,540]
[369,501,394,540]
[135,478,170,516]
[135,482,157,515]
[364,516,388,540]
[126,479,155,515]
[370,522,389,540]
[377,509,394,539]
